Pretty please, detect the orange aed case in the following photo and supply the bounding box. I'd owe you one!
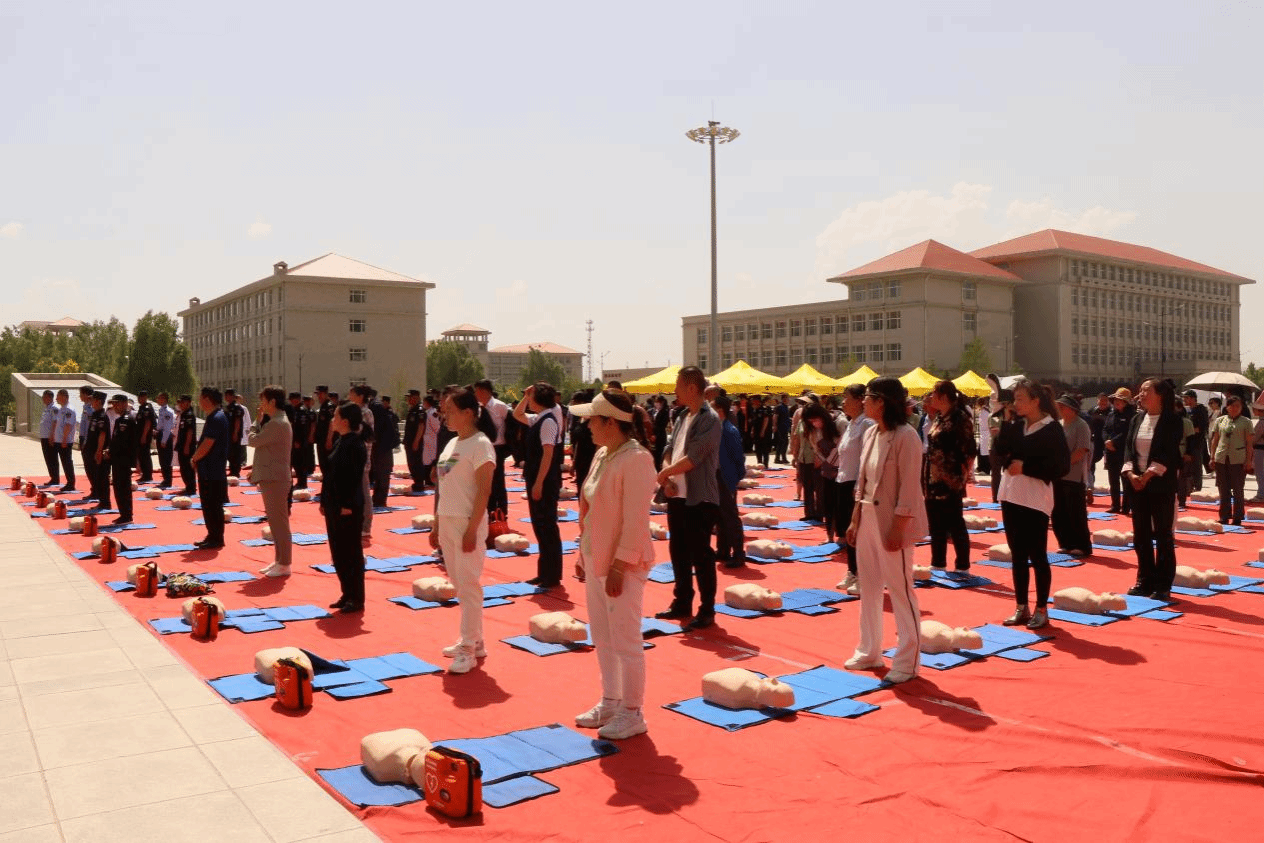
[135,562,159,597]
[82,514,98,537]
[98,537,118,564]
[273,657,313,710]
[423,747,482,818]
[190,598,220,641]
[52,500,67,519]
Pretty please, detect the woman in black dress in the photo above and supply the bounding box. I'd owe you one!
[322,403,368,612]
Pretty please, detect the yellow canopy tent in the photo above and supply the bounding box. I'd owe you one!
[952,370,992,398]
[835,364,880,387]
[899,367,940,397]
[708,360,788,394]
[780,363,844,396]
[620,365,681,394]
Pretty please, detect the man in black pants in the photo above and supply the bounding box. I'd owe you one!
[313,385,334,478]
[134,390,157,483]
[103,394,138,525]
[513,382,565,588]
[474,379,511,514]
[175,394,198,495]
[288,392,314,488]
[403,390,426,491]
[223,388,246,479]
[712,395,747,568]
[655,366,723,630]
[191,387,230,550]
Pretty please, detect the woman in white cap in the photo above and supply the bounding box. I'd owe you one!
[844,377,927,684]
[572,388,657,739]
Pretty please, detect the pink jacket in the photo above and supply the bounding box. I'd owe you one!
[578,440,658,577]
[854,423,928,545]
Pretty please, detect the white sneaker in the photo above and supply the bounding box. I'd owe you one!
[884,670,917,684]
[448,647,477,675]
[259,563,291,578]
[442,640,486,658]
[837,572,858,595]
[844,654,883,671]
[597,709,647,740]
[575,700,620,729]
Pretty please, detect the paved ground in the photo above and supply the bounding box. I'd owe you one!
[0,434,380,843]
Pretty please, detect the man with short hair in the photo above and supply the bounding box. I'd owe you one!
[190,387,229,549]
[369,389,399,508]
[103,394,138,524]
[51,389,77,492]
[474,378,511,514]
[154,391,176,488]
[773,393,791,464]
[313,385,335,477]
[85,391,111,507]
[223,389,246,478]
[77,385,95,495]
[655,366,723,629]
[38,390,59,486]
[348,385,376,536]
[135,389,157,482]
[403,389,426,492]
[1182,389,1210,491]
[289,392,315,489]
[712,394,747,569]
[1103,388,1136,514]
[175,394,198,495]
[513,382,565,588]
[1052,395,1092,557]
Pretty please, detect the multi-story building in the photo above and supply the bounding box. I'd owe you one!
[433,325,585,389]
[180,254,434,399]
[17,317,85,336]
[682,230,1253,385]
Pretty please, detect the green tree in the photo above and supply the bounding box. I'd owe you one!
[1244,362,1264,389]
[833,354,860,378]
[124,312,196,397]
[517,347,573,395]
[957,336,993,377]
[426,341,484,389]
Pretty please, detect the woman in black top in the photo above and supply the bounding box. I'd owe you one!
[322,403,368,612]
[1122,377,1184,601]
[923,381,978,572]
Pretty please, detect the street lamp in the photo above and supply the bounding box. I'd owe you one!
[685,119,740,374]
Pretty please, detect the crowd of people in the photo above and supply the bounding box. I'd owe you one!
[38,368,1263,740]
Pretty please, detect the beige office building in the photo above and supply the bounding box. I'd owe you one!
[180,254,434,399]
[435,324,584,389]
[682,230,1252,385]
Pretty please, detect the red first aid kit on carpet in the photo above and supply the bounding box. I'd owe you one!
[134,561,159,597]
[190,597,220,641]
[423,746,482,818]
[274,657,312,710]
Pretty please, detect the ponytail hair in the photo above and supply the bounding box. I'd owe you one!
[450,387,498,440]
[602,389,651,449]
[1011,377,1058,419]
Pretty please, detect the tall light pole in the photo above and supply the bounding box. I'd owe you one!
[686,119,740,374]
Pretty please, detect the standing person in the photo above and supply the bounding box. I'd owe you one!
[52,389,77,493]
[712,395,748,568]
[922,381,977,572]
[1052,394,1093,557]
[753,396,775,468]
[975,396,993,476]
[85,392,111,508]
[1102,388,1136,514]
[428,388,497,674]
[76,385,95,495]
[154,392,176,489]
[249,386,294,578]
[997,379,1070,629]
[572,389,657,740]
[38,390,58,486]
[313,385,335,479]
[288,392,315,490]
[1181,391,1210,489]
[368,390,398,510]
[322,403,368,612]
[421,395,442,487]
[988,391,1018,503]
[791,400,822,519]
[348,386,376,537]
[843,377,927,684]
[570,390,598,491]
[654,366,723,630]
[103,394,138,525]
[473,379,511,514]
[513,382,566,588]
[1087,393,1110,492]
[134,390,157,483]
[651,395,670,470]
[1208,395,1254,526]
[1122,378,1184,600]
[175,395,198,496]
[773,393,791,464]
[190,388,230,550]
[833,384,872,595]
[223,389,246,479]
[804,403,841,541]
[403,389,427,492]
[1251,398,1264,502]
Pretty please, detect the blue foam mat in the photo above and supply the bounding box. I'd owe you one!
[648,563,675,583]
[959,624,1052,658]
[324,680,392,699]
[664,696,786,730]
[434,724,618,785]
[345,652,442,680]
[1046,607,1121,626]
[806,697,881,718]
[386,526,429,535]
[995,647,1050,662]
[484,775,559,808]
[881,648,972,670]
[317,766,421,807]
[928,570,994,589]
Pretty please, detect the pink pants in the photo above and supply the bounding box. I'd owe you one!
[852,501,922,675]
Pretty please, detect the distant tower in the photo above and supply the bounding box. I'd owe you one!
[585,319,595,381]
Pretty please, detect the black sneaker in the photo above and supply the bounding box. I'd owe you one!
[684,612,715,631]
[655,605,691,620]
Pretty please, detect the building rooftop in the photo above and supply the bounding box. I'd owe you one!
[18,317,85,331]
[442,323,491,335]
[829,239,1023,283]
[489,341,583,355]
[283,253,434,286]
[970,229,1253,283]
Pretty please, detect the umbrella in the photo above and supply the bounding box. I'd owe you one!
[952,370,993,398]
[1184,372,1260,393]
[899,367,940,397]
[780,363,844,396]
[621,365,681,394]
[835,364,880,387]
[708,360,788,393]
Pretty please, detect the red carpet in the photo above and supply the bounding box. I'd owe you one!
[9,468,1264,842]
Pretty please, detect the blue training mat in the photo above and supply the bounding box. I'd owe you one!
[928,570,994,589]
[1086,512,1118,520]
[959,624,1052,658]
[1046,607,1121,626]
[995,647,1051,662]
[484,775,559,808]
[778,664,885,700]
[1108,595,1173,618]
[208,673,276,702]
[484,581,547,598]
[664,696,788,730]
[434,723,618,784]
[345,652,442,680]
[502,635,591,656]
[388,595,514,610]
[317,766,421,807]
[648,562,675,583]
[882,647,972,671]
[373,505,417,513]
[807,697,881,718]
[324,680,392,699]
[386,526,429,535]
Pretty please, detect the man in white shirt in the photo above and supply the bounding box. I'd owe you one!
[52,389,78,492]
[38,390,59,487]
[474,379,511,514]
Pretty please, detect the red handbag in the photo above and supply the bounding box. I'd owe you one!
[484,508,511,550]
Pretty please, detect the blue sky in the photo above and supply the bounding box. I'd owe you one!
[3,1,1261,377]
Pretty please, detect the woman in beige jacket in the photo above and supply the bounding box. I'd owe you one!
[572,389,658,741]
[249,386,294,577]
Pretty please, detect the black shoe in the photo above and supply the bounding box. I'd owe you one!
[339,602,364,613]
[684,612,715,631]
[655,605,691,620]
[722,560,746,569]
[111,517,133,525]
[954,564,972,573]
[526,576,544,586]
[194,540,224,550]
[1106,507,1120,514]
[329,599,347,609]
[60,486,76,493]
[1150,591,1172,602]
[1126,583,1150,597]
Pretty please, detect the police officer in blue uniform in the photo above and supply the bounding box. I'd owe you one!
[175,394,198,495]
[85,391,111,508]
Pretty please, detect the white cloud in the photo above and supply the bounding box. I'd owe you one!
[247,220,272,239]
[0,221,24,239]
[814,183,1138,280]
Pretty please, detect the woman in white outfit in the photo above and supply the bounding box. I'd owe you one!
[572,389,658,740]
[843,377,927,684]
[428,387,497,675]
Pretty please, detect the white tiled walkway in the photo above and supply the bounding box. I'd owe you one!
[0,435,379,843]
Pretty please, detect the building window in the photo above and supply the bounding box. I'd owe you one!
[821,347,833,365]
[806,348,818,365]
[805,318,817,336]
[886,343,902,362]
[1072,317,1079,336]
[837,315,848,334]
[698,354,708,371]
[887,280,901,299]
[886,311,901,330]
[735,324,745,341]
[776,321,787,339]
[790,320,801,338]
[790,350,803,366]
[775,349,787,367]
[761,323,772,340]
[750,323,761,340]
[854,347,866,363]
[349,347,367,362]
[869,344,884,363]
[721,326,732,343]
[349,289,367,303]
[962,281,977,301]
[722,353,733,368]
[760,350,772,368]
[852,314,865,333]
[868,312,882,331]
[820,318,832,336]
[349,319,367,333]
[697,328,707,346]
[963,312,977,333]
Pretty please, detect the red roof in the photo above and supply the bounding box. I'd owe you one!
[830,239,1022,282]
[970,229,1251,282]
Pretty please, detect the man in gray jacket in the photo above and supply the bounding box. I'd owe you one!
[655,366,723,630]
